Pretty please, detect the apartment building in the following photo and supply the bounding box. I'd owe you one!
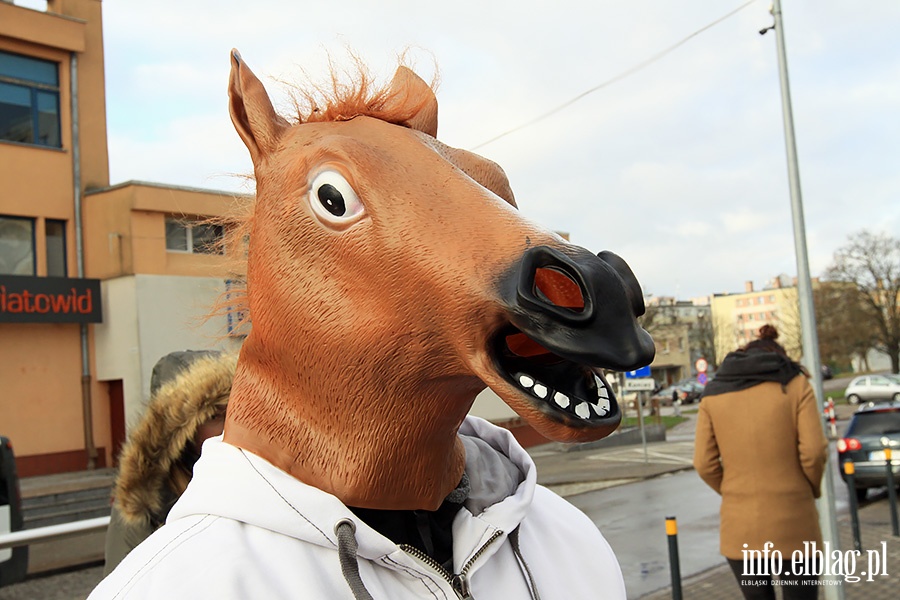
[643,296,713,385]
[710,276,803,361]
[1,1,242,476]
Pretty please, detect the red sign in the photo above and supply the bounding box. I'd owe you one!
[0,275,102,324]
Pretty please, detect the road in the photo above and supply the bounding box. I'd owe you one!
[573,468,721,598]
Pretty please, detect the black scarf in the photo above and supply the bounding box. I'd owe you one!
[701,349,804,398]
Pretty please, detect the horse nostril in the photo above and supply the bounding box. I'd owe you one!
[534,268,585,312]
[514,246,594,326]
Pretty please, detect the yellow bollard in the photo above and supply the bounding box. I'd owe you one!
[665,516,682,600]
[844,461,862,551]
[884,446,899,536]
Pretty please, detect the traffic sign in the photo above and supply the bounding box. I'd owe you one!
[625,365,652,379]
[625,378,655,391]
[695,358,708,373]
[697,372,708,385]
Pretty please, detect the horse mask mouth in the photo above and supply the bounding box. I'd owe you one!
[492,329,620,424]
[484,246,655,441]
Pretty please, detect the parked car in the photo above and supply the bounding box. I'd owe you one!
[844,375,900,404]
[1,436,28,587]
[821,365,834,380]
[836,401,900,502]
[650,381,703,406]
[679,381,705,403]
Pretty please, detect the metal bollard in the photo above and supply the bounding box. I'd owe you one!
[665,516,682,600]
[844,461,862,551]
[884,445,899,537]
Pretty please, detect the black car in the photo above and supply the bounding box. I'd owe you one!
[836,402,900,502]
[1,436,28,587]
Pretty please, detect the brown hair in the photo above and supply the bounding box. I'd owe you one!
[742,324,788,357]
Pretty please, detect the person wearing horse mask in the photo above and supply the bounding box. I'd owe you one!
[90,52,656,599]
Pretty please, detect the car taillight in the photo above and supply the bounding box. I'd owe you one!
[837,438,862,453]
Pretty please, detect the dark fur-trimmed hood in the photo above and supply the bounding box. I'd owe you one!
[113,352,238,526]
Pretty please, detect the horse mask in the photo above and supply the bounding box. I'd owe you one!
[223,51,655,511]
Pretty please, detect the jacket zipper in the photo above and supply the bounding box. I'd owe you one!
[400,529,503,600]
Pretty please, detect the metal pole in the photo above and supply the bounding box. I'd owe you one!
[768,2,843,596]
[637,391,649,463]
[71,52,97,469]
[0,516,110,551]
[665,516,683,600]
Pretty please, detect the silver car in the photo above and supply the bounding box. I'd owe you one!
[845,374,900,404]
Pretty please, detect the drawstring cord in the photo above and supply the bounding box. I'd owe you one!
[335,519,375,600]
[336,519,541,600]
[510,527,542,600]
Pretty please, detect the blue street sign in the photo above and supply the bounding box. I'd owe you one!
[698,372,708,385]
[625,365,652,378]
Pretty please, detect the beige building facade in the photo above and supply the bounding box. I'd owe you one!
[1,1,244,476]
[710,278,803,361]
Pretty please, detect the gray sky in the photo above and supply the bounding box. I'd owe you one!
[96,0,899,300]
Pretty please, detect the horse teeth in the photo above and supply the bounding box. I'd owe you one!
[553,392,570,408]
[518,374,534,389]
[574,402,591,419]
[533,383,548,399]
[594,397,611,415]
[598,386,610,400]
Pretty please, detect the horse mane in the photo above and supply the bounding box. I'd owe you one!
[287,55,438,128]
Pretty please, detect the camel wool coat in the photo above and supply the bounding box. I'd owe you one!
[693,374,827,559]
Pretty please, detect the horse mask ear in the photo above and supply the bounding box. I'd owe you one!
[386,67,438,138]
[228,49,289,161]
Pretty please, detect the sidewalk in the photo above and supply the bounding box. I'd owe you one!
[639,499,900,599]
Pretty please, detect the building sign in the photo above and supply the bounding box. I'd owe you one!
[0,275,102,324]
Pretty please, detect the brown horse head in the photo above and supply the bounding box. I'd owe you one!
[222,50,654,510]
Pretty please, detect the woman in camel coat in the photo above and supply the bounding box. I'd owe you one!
[693,325,827,599]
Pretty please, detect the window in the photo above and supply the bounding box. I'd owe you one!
[0,51,61,147]
[0,216,35,275]
[165,218,223,254]
[45,219,66,277]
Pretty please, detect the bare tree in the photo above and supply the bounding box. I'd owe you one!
[692,313,718,369]
[825,230,900,373]
[712,311,742,361]
[814,282,877,371]
[772,288,804,360]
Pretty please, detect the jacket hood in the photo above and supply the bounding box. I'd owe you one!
[169,416,536,564]
[114,351,238,526]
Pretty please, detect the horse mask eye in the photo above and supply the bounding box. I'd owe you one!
[309,170,365,226]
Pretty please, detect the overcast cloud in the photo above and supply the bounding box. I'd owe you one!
[93,0,900,300]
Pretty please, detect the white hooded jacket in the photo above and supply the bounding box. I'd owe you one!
[90,416,626,599]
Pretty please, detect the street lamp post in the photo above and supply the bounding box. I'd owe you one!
[763,2,844,598]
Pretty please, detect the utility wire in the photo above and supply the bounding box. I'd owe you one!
[470,0,758,151]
